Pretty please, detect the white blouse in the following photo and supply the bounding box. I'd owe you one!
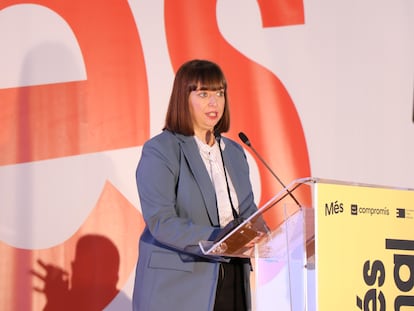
[194,136,239,227]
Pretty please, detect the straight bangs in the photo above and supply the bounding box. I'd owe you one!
[187,66,227,92]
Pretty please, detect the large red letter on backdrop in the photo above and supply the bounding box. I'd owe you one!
[165,0,311,226]
[0,1,148,310]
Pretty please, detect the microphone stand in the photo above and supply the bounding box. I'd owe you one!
[238,132,301,208]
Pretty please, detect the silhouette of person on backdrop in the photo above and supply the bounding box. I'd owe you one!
[132,59,259,311]
[32,234,121,311]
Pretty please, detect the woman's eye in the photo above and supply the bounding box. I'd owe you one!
[196,90,224,98]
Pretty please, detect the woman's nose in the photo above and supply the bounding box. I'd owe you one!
[208,94,218,105]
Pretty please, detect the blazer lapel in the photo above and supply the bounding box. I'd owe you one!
[178,135,220,226]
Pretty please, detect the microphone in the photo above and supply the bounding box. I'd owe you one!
[238,132,301,207]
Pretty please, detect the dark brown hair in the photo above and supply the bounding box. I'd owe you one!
[164,59,230,135]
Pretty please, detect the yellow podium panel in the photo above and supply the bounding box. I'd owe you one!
[315,182,414,310]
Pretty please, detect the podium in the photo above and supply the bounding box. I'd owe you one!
[199,177,414,311]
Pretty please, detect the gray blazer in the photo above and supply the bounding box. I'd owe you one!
[132,130,257,311]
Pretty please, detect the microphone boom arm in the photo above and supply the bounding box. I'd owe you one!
[238,132,301,208]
